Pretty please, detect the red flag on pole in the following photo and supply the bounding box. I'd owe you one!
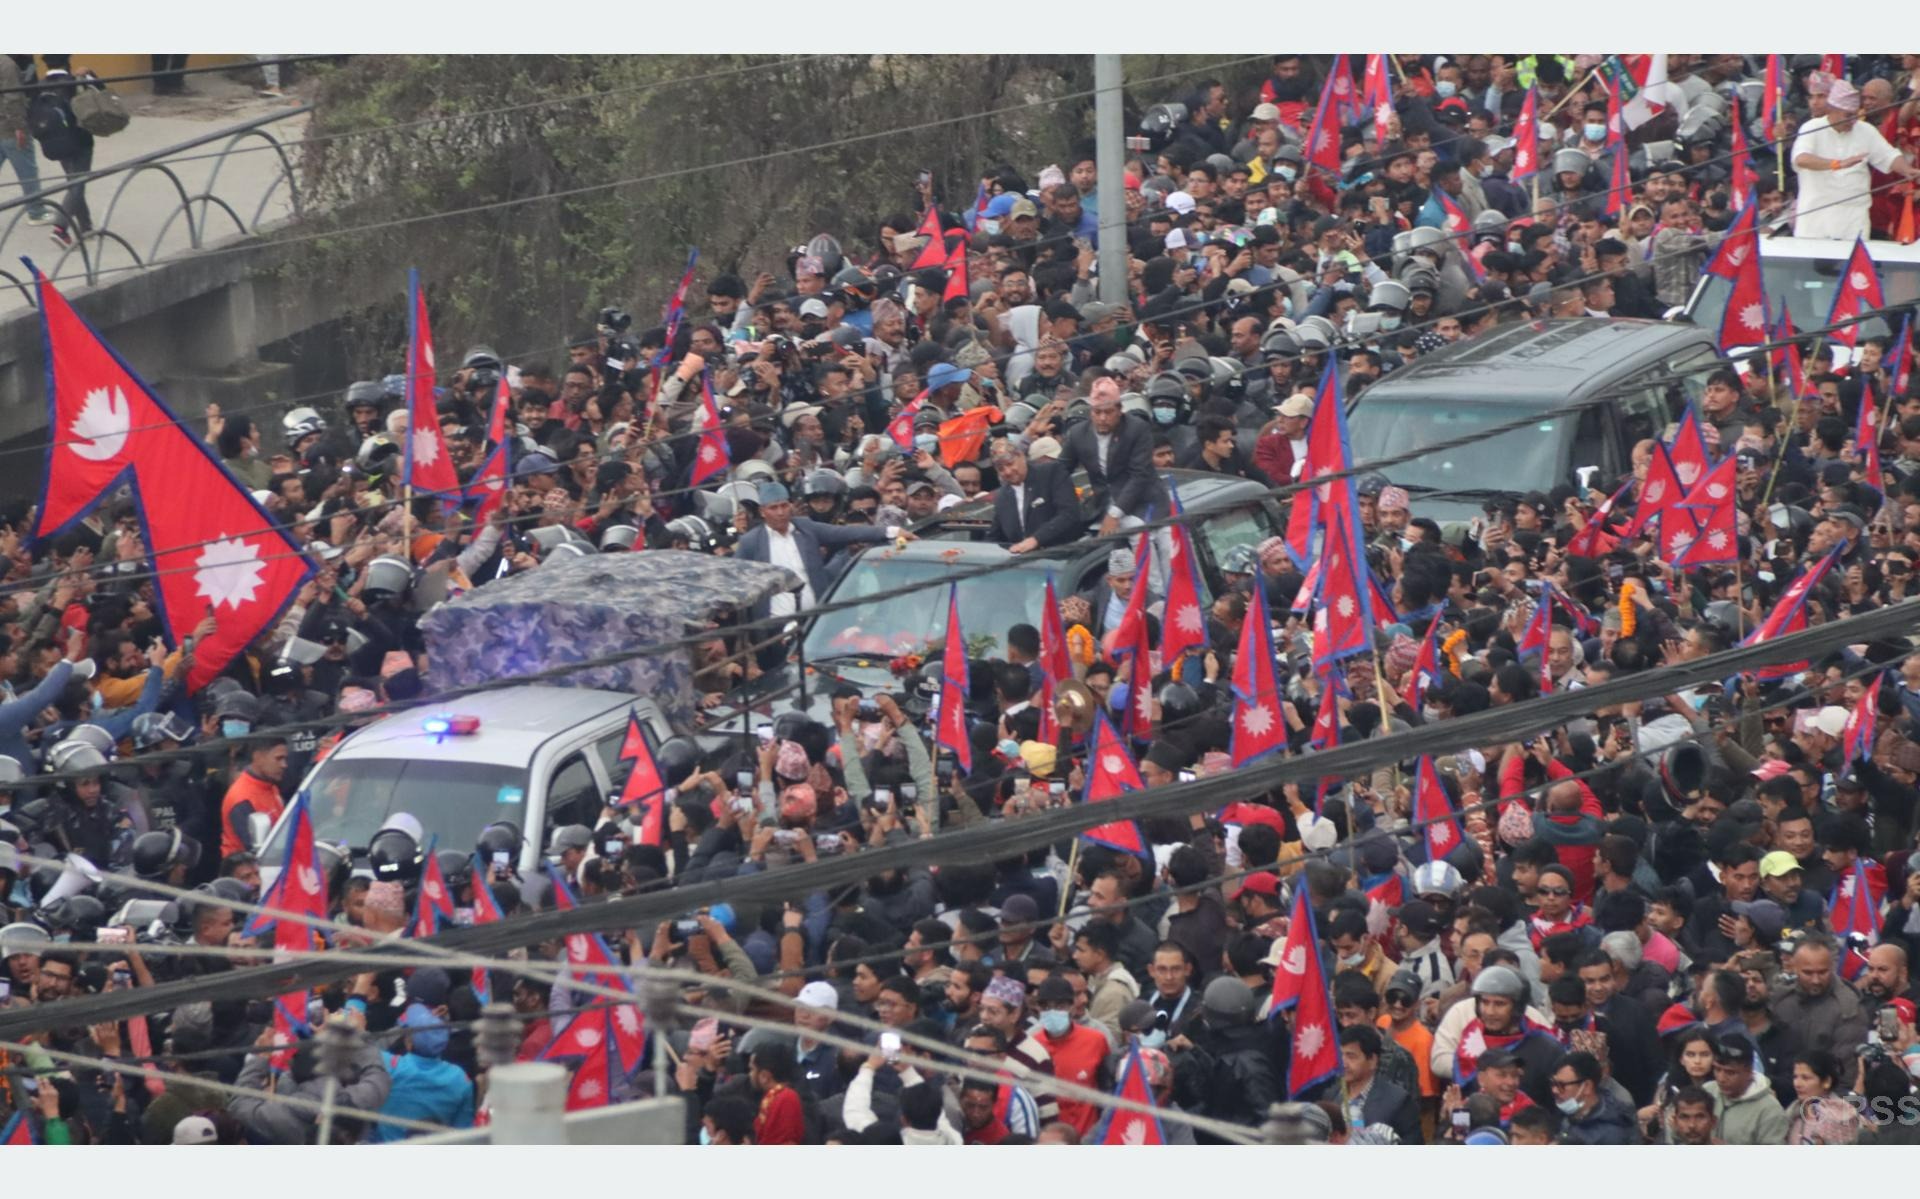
[403,269,459,501]
[468,376,511,523]
[1740,549,1839,681]
[1703,204,1767,350]
[1728,117,1757,211]
[651,248,700,367]
[1516,582,1554,693]
[1511,87,1540,182]
[1564,478,1633,558]
[1275,888,1340,1096]
[614,709,669,846]
[689,372,731,487]
[542,1004,618,1110]
[1401,618,1445,711]
[1091,1047,1167,1145]
[1666,406,1710,490]
[1827,238,1885,351]
[1829,858,1885,952]
[1762,55,1785,137]
[1230,578,1287,766]
[1844,673,1883,765]
[1284,359,1352,566]
[1669,454,1740,568]
[1855,368,1887,495]
[1773,312,1809,400]
[941,240,970,306]
[1313,490,1375,667]
[1036,572,1072,743]
[1412,755,1463,861]
[1104,533,1153,658]
[936,585,973,774]
[468,854,505,1003]
[1362,54,1393,148]
[1080,710,1150,858]
[1302,70,1343,209]
[888,388,926,452]
[29,266,313,690]
[2,1110,39,1145]
[908,205,948,271]
[1120,613,1157,744]
[1160,489,1207,666]
[544,867,646,1072]
[410,835,456,939]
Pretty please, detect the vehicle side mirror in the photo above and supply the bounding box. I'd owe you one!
[248,812,272,850]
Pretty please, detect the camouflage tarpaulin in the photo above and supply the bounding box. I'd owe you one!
[421,550,801,726]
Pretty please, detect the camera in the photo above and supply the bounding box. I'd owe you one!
[599,307,634,335]
[870,788,893,811]
[465,364,500,395]
[857,699,880,721]
[607,336,640,364]
[671,917,702,942]
[900,784,917,804]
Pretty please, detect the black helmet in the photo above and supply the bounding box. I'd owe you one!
[436,849,473,896]
[345,380,385,411]
[39,894,106,940]
[476,820,523,864]
[1157,681,1203,727]
[1659,743,1707,805]
[206,877,254,906]
[131,829,201,881]
[367,813,425,884]
[798,470,847,501]
[654,736,701,790]
[27,862,64,906]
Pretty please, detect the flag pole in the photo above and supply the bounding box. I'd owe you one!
[1057,837,1083,922]
[402,484,414,563]
[1757,394,1797,515]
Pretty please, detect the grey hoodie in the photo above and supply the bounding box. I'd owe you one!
[1496,920,1548,1009]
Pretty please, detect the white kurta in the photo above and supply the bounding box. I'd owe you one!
[1790,116,1904,240]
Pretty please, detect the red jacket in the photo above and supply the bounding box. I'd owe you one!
[1253,429,1303,491]
[755,1084,806,1145]
[1499,754,1604,903]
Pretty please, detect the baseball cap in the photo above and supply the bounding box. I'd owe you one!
[1165,191,1196,216]
[1712,1031,1759,1063]
[1251,102,1281,122]
[173,1115,219,1145]
[1007,197,1039,220]
[1231,871,1281,901]
[905,479,935,496]
[1731,898,1786,943]
[1397,898,1444,940]
[983,193,1018,219]
[1759,850,1804,878]
[999,893,1040,926]
[927,362,969,391]
[548,824,592,854]
[1812,706,1850,738]
[1027,436,1061,460]
[1278,395,1313,418]
[797,981,839,1010]
[797,298,830,319]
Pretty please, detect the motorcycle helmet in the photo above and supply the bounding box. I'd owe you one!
[131,828,201,881]
[804,234,845,281]
[476,820,523,864]
[283,407,327,444]
[599,523,642,552]
[653,736,701,791]
[367,813,426,884]
[436,849,473,897]
[355,432,401,479]
[360,555,413,602]
[45,738,109,775]
[345,381,386,413]
[663,516,716,553]
[38,894,107,941]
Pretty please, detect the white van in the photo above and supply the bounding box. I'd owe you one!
[1685,234,1920,361]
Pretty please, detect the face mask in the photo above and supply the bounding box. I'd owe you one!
[698,1126,713,1146]
[980,220,1001,236]
[1380,315,1402,330]
[1507,240,1523,254]
[997,739,1020,760]
[221,720,252,739]
[1040,1010,1073,1037]
[1277,165,1298,183]
[1436,81,1458,99]
[1557,1097,1584,1115]
[1584,123,1607,143]
[1339,952,1365,968]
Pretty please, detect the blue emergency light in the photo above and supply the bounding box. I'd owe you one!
[423,714,482,739]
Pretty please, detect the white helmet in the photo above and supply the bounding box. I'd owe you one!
[1411,859,1464,899]
[282,407,326,443]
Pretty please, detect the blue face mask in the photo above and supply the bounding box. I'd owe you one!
[1040,1010,1073,1037]
[221,719,252,740]
[1584,122,1607,143]
[997,738,1020,760]
[1277,165,1298,183]
[1436,81,1457,99]
[1380,315,1402,331]
[1557,1096,1584,1116]
[1507,240,1524,254]
[1137,1029,1168,1050]
[1153,405,1178,425]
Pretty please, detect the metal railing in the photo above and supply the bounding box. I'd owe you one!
[0,105,309,310]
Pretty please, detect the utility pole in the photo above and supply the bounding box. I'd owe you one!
[1094,55,1128,306]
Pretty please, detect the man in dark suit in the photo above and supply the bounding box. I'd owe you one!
[1338,1025,1424,1144]
[1055,383,1166,533]
[732,482,909,658]
[987,443,1082,552]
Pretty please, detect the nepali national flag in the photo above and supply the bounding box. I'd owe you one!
[689,372,731,487]
[1856,367,1887,495]
[543,1004,618,1111]
[962,179,989,232]
[1762,55,1785,136]
[1105,532,1153,658]
[1284,360,1345,563]
[1302,69,1343,209]
[1889,314,1914,397]
[1629,439,1693,551]
[1413,755,1463,862]
[267,994,312,1071]
[1435,190,1482,281]
[1669,453,1740,569]
[1230,578,1287,766]
[468,854,505,1003]
[1741,548,1838,682]
[1845,673,1883,764]
[467,376,511,523]
[1092,1046,1167,1145]
[1829,858,1885,952]
[1080,710,1150,859]
[1728,117,1758,212]
[1603,77,1630,218]
[1277,890,1340,1097]
[908,204,948,271]
[1120,612,1157,743]
[1512,87,1541,182]
[1549,584,1600,639]
[1565,477,1633,558]
[2,1110,37,1145]
[1704,203,1767,351]
[1362,53,1393,147]
[410,835,455,939]
[1036,572,1072,743]
[1309,665,1348,811]
[1668,404,1711,490]
[651,247,700,367]
[888,388,927,452]
[28,265,313,690]
[543,866,647,1069]
[1160,486,1208,666]
[936,585,973,774]
[403,269,460,503]
[1516,581,1555,693]
[1820,54,1847,80]
[1401,618,1445,711]
[1313,492,1376,668]
[942,239,970,306]
[244,790,326,941]
[1826,238,1884,351]
[614,708,669,846]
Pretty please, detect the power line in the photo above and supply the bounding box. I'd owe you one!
[0,56,340,97]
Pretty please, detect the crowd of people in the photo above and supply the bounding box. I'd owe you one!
[4,51,1920,1147]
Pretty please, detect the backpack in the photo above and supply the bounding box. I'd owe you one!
[25,90,78,160]
[72,84,129,137]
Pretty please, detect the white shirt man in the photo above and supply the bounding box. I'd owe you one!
[1791,80,1917,240]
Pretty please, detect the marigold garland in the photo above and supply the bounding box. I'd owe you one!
[1618,582,1638,637]
[1441,629,1469,677]
[1066,624,1096,668]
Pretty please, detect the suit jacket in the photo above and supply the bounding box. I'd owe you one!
[734,517,893,621]
[988,461,1082,547]
[1358,1076,1425,1145]
[1056,417,1166,520]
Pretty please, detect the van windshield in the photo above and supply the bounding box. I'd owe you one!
[1346,400,1568,494]
[265,758,532,859]
[1690,254,1920,348]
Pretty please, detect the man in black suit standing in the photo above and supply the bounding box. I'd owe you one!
[1055,381,1166,535]
[988,443,1082,553]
